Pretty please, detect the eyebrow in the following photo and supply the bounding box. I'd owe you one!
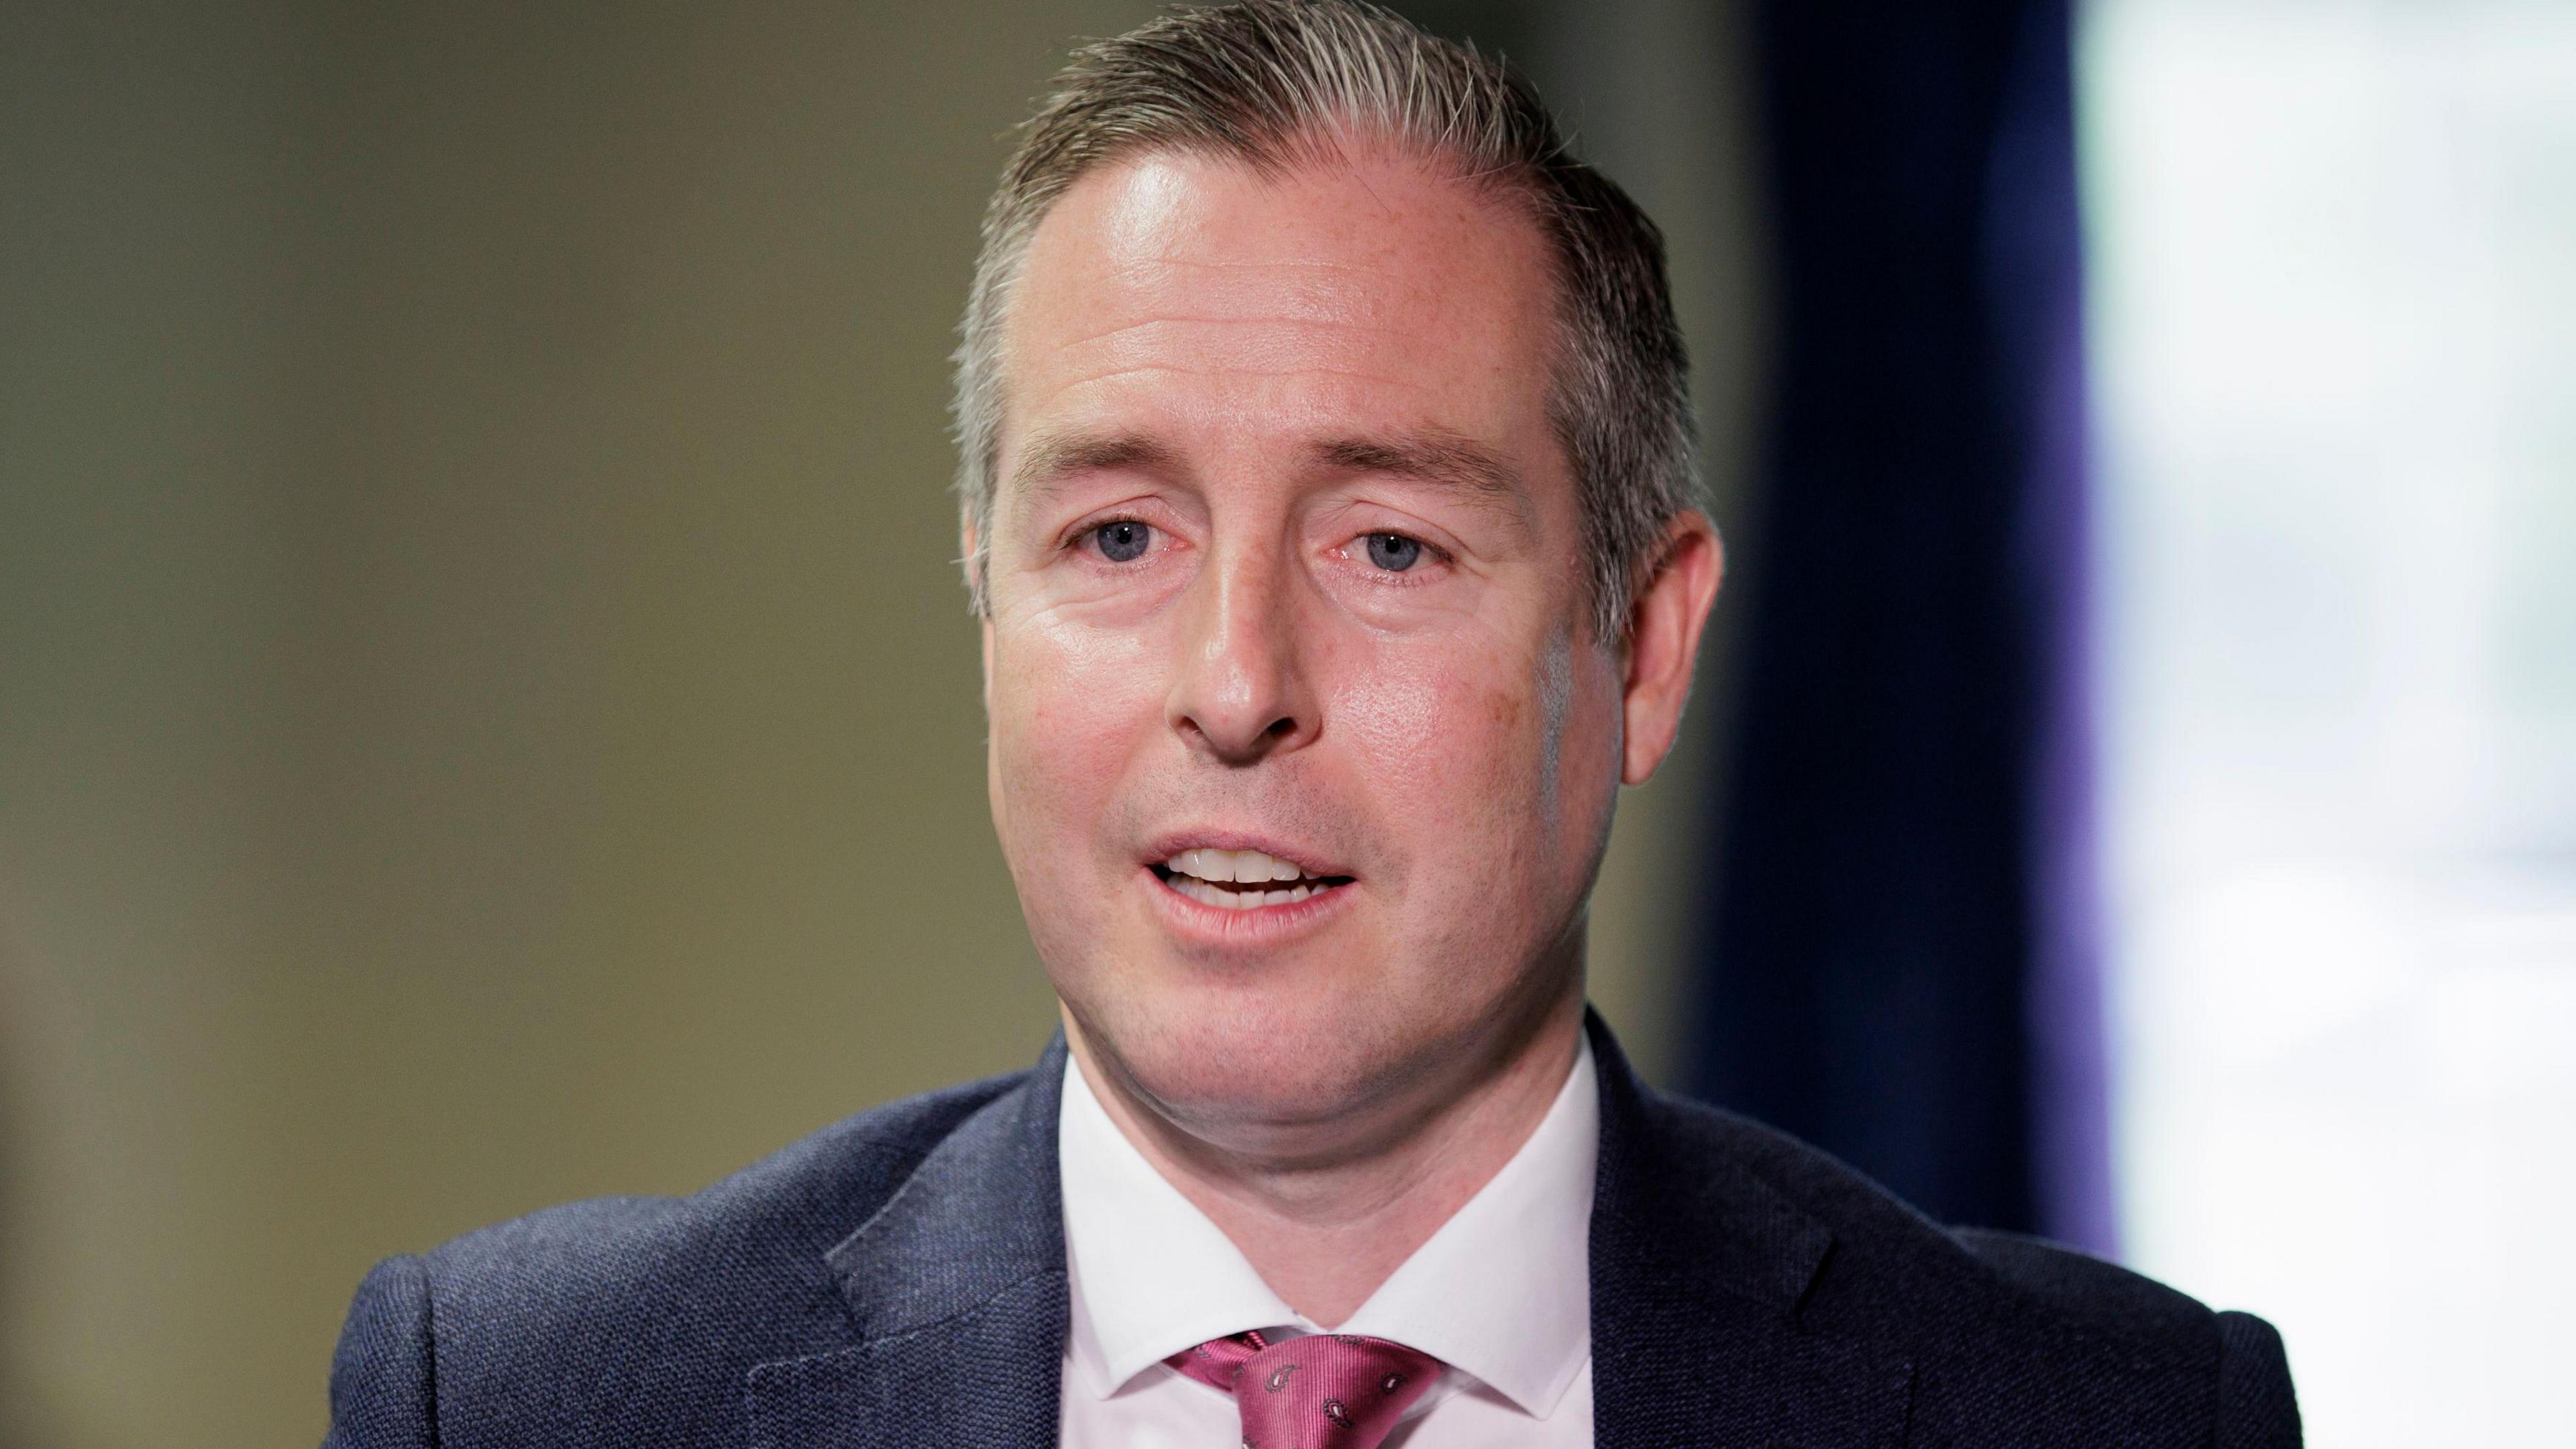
[1313,431,1529,518]
[1008,431,1180,505]
[1006,425,1530,521]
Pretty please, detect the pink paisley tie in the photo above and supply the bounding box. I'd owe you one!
[1166,1330,1441,1449]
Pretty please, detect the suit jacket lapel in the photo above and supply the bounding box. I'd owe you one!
[745,1018,1911,1448]
[1587,1014,1914,1449]
[747,1038,1072,1449]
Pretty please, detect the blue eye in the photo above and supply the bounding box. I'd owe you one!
[1364,532,1423,572]
[1093,521,1151,563]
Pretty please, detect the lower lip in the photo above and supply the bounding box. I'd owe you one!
[1142,867,1356,946]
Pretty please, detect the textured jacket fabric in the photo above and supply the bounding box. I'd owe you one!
[323,1016,2301,1448]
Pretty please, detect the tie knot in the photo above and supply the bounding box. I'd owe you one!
[1166,1331,1442,1448]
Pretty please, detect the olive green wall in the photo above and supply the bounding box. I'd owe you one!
[0,3,1757,1445]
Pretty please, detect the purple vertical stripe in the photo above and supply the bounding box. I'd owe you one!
[1994,0,2117,1258]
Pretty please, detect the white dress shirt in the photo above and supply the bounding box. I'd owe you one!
[1057,1038,1599,1448]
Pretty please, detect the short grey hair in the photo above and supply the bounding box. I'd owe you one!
[953,0,1698,643]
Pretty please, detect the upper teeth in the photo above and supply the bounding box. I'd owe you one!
[1165,847,1314,883]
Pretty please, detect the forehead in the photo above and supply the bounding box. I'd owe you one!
[996,146,1563,485]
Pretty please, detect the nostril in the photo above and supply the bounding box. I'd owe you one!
[1265,717,1296,737]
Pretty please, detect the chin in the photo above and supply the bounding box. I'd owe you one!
[1065,954,1493,1139]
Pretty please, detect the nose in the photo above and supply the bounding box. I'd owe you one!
[1166,539,1320,764]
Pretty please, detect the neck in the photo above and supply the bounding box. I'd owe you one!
[1065,989,1587,1328]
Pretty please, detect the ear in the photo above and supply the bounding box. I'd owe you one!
[963,511,996,713]
[1619,512,1724,786]
[979,612,997,712]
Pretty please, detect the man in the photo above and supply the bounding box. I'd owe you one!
[323,3,2300,1446]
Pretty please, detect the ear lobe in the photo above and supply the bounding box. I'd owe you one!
[1619,514,1724,787]
[979,614,996,714]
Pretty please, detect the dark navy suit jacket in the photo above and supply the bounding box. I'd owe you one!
[324,1016,2300,1447]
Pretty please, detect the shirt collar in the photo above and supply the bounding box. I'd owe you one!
[1057,1036,1597,1419]
[1058,1051,1302,1398]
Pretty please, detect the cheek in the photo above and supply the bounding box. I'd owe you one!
[1331,633,1556,849]
[990,610,1169,855]
[1330,625,1623,907]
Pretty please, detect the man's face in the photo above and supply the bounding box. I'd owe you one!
[979,148,1627,1140]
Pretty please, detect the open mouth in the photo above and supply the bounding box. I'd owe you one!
[1150,847,1354,911]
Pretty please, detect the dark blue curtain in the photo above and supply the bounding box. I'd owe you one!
[1685,0,2112,1250]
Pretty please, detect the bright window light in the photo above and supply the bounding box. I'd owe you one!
[2081,2,2576,1443]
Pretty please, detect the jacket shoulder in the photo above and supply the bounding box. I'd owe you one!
[435,1068,1014,1272]
[1948,1227,2208,1338]
[1638,1089,2202,1332]
[1946,1231,2299,1447]
[1636,1089,2297,1446]
[329,1069,1028,1449]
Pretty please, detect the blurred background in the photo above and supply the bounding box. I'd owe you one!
[0,1,2566,1446]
